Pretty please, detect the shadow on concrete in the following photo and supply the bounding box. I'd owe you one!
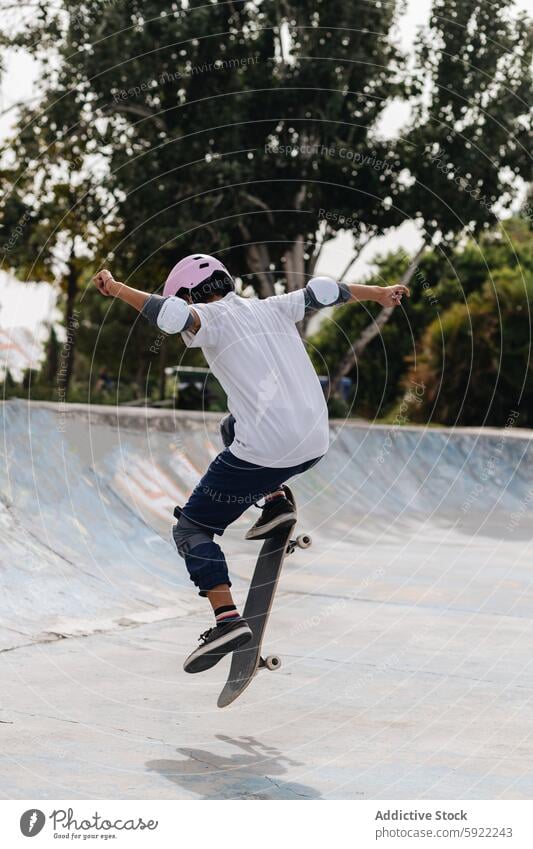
[146,734,321,799]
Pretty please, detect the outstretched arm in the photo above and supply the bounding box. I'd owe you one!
[345,281,410,308]
[93,269,200,333]
[303,276,410,312]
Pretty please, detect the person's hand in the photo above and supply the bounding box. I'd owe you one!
[93,269,121,297]
[376,284,410,308]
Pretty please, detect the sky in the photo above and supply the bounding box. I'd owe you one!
[0,0,529,334]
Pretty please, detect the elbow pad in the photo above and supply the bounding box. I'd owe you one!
[304,277,351,312]
[142,294,193,334]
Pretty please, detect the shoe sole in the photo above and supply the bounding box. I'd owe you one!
[245,510,297,540]
[184,626,253,674]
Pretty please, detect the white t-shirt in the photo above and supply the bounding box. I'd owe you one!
[181,291,329,468]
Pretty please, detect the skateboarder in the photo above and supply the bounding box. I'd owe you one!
[93,255,409,673]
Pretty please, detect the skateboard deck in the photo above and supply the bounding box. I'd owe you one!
[217,486,311,708]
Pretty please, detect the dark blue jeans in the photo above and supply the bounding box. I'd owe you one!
[175,449,321,595]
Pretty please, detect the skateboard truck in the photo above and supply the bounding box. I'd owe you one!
[286,533,312,555]
[259,654,282,671]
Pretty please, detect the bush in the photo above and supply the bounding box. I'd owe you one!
[405,267,533,427]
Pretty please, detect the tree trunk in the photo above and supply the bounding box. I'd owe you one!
[244,241,276,297]
[45,325,59,385]
[307,235,324,278]
[60,261,78,400]
[283,234,305,292]
[330,244,426,397]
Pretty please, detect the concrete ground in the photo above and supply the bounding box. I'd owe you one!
[1,401,532,799]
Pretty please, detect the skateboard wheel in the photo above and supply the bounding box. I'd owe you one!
[265,655,281,671]
[296,534,312,549]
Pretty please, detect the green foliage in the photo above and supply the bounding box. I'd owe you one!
[321,0,531,394]
[1,0,408,402]
[0,367,19,399]
[310,217,533,422]
[325,393,350,420]
[401,0,532,246]
[3,0,404,290]
[0,1,530,417]
[406,232,533,427]
[412,277,533,426]
[309,248,442,416]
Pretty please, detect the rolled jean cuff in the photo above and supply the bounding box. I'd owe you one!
[184,541,231,596]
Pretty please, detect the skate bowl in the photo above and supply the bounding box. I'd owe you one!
[1,399,532,799]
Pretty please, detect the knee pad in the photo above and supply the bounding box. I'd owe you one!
[172,513,214,557]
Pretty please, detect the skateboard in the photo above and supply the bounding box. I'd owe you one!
[217,485,312,708]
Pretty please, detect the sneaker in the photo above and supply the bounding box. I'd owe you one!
[183,618,252,674]
[245,490,296,540]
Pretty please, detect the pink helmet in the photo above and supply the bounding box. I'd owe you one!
[163,254,233,297]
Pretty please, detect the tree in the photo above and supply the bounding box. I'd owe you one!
[328,244,425,397]
[407,270,533,427]
[1,1,406,367]
[311,217,532,420]
[2,1,529,406]
[329,0,532,394]
[309,247,441,416]
[1,0,412,398]
[405,217,533,426]
[0,144,106,396]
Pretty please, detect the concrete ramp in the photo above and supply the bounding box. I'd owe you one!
[1,400,532,799]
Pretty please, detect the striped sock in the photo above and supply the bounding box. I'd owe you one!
[215,605,241,625]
